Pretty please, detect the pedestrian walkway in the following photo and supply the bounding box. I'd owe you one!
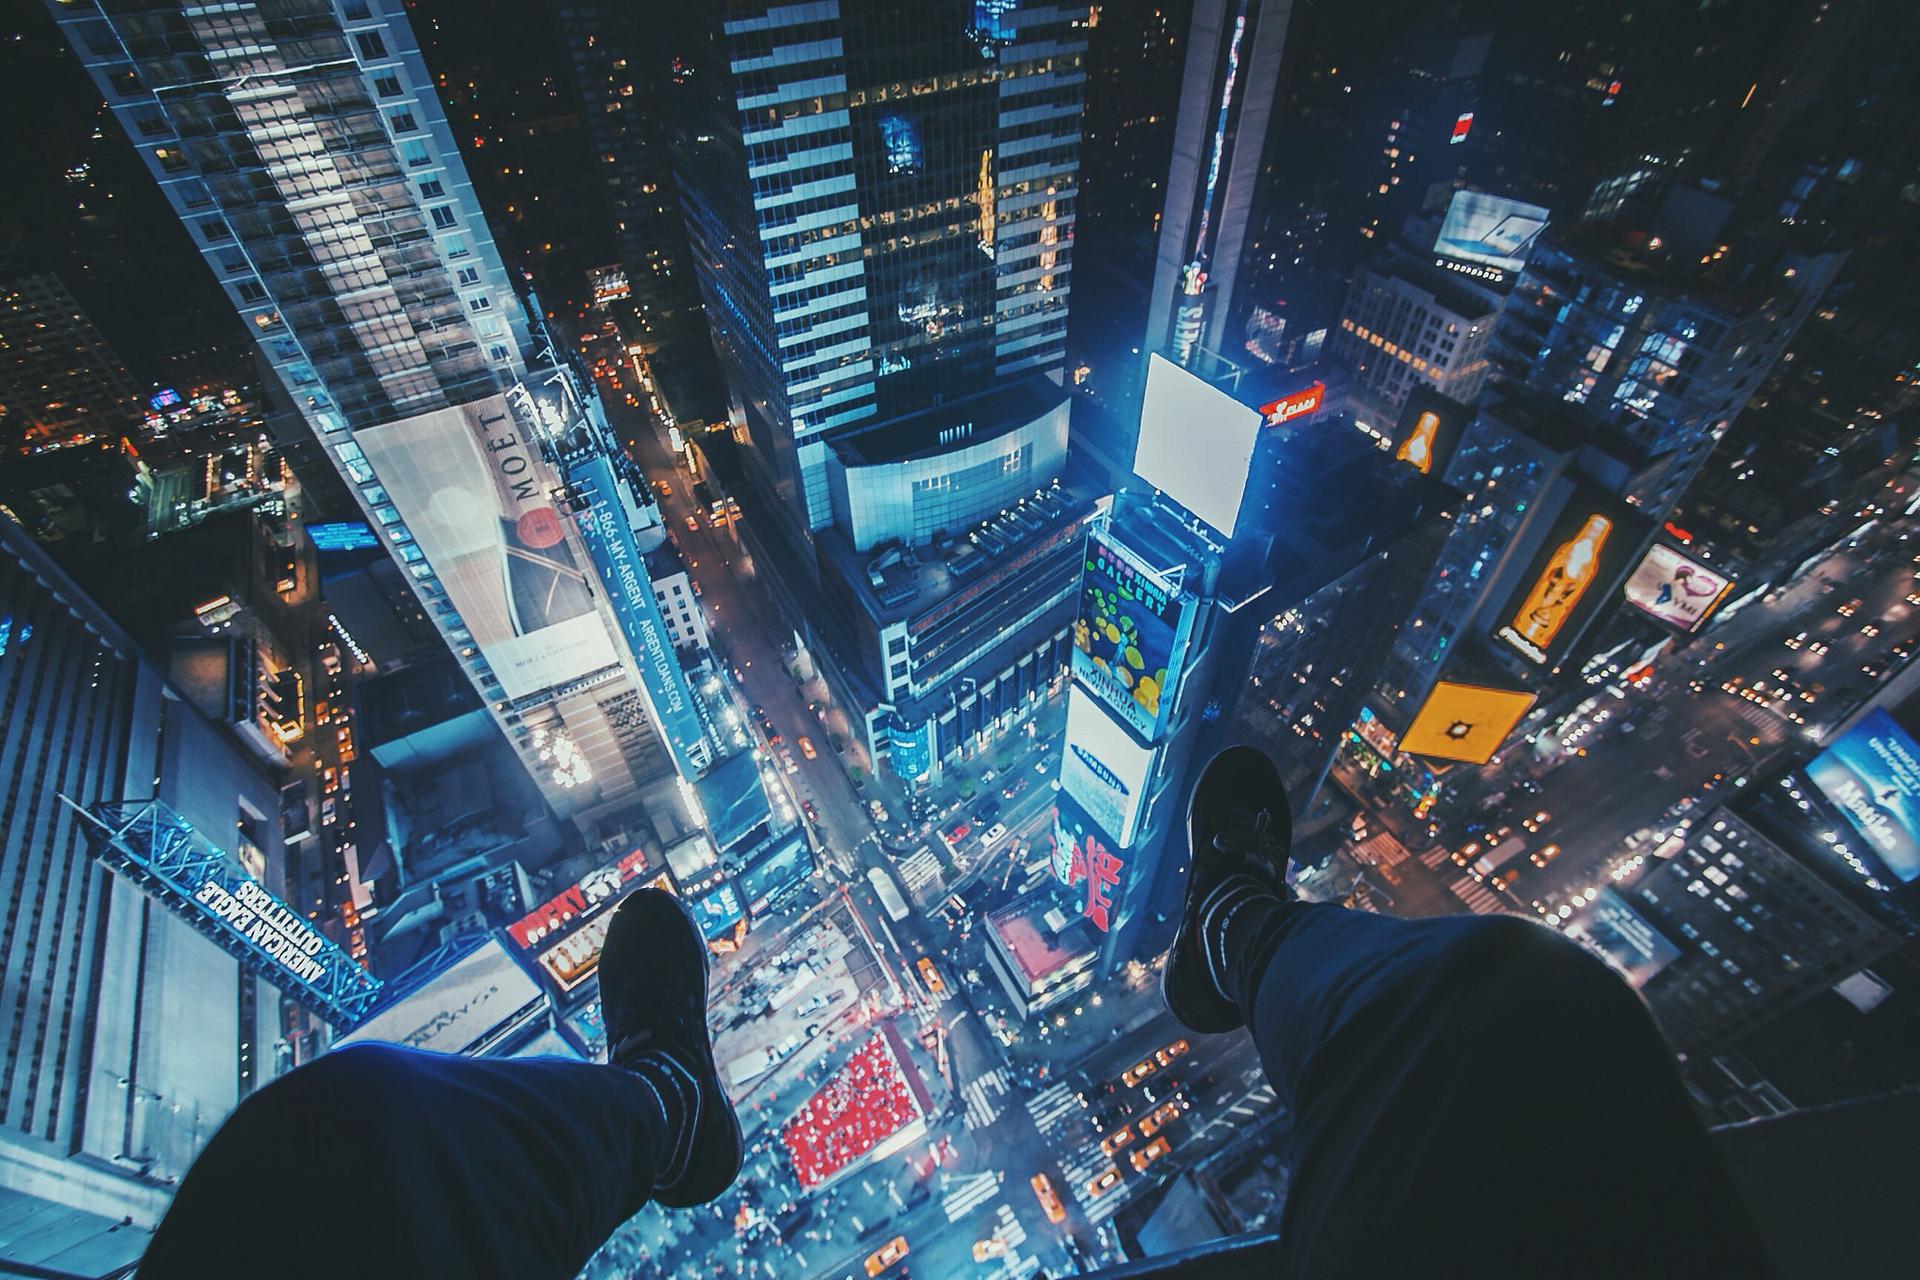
[1447,873,1505,915]
[898,846,946,900]
[1419,846,1455,870]
[1024,1082,1083,1137]
[1352,831,1411,869]
[943,1170,1000,1222]
[963,1066,1011,1130]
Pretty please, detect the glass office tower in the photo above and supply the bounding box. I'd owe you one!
[659,1,1088,533]
[50,0,694,832]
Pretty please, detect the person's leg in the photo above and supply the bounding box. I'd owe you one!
[136,1043,690,1279]
[1214,900,1771,1276]
[1167,747,1769,1276]
[136,889,742,1280]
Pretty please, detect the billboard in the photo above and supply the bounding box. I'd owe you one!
[308,521,380,552]
[340,938,543,1055]
[357,394,618,700]
[1052,793,1125,931]
[1399,681,1536,764]
[1388,387,1471,480]
[1495,490,1647,666]
[1567,888,1682,990]
[1257,381,1325,426]
[1621,543,1733,633]
[1061,692,1157,848]
[1806,709,1920,884]
[1134,353,1263,539]
[506,849,654,951]
[737,833,813,913]
[1433,191,1550,276]
[1070,529,1198,741]
[566,455,708,771]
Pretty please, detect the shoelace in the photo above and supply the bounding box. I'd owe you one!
[1212,807,1281,859]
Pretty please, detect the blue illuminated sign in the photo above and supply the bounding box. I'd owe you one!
[567,456,709,772]
[149,387,182,411]
[308,521,380,552]
[880,114,922,175]
[888,719,934,781]
[1807,709,1920,885]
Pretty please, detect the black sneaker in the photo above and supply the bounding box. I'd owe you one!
[600,888,743,1207]
[1162,746,1294,1034]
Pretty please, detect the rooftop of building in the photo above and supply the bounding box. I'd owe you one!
[695,748,773,854]
[987,890,1100,983]
[1360,245,1504,321]
[828,374,1067,468]
[814,464,1102,628]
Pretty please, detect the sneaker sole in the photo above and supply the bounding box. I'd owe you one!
[1160,776,1252,1035]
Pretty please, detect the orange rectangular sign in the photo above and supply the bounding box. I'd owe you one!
[1399,681,1536,764]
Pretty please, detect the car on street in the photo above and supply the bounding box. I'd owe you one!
[864,1236,909,1277]
[981,822,1008,847]
[780,749,799,775]
[946,821,973,844]
[801,799,819,823]
[1088,1098,1137,1133]
[1087,1166,1123,1197]
[683,514,698,531]
[1838,597,1863,617]
[1001,777,1028,800]
[1100,1125,1136,1156]
[1121,1057,1158,1087]
[916,957,946,998]
[1031,1173,1067,1224]
[1077,1079,1116,1109]
[656,479,672,497]
[1521,809,1552,833]
[1138,1098,1188,1138]
[798,735,818,760]
[1130,1136,1173,1173]
[972,1237,1009,1262]
[1154,1038,1190,1067]
[1529,843,1562,868]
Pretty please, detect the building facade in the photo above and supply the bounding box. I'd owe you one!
[0,519,302,1257]
[0,270,144,455]
[52,0,712,839]
[660,0,1088,533]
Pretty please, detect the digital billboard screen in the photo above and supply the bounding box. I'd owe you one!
[1388,387,1471,480]
[1806,709,1920,885]
[340,938,543,1054]
[1061,692,1157,848]
[1567,888,1682,990]
[1052,793,1127,932]
[357,394,618,700]
[1621,543,1734,633]
[1134,354,1263,539]
[1434,191,1550,276]
[308,521,380,553]
[1070,530,1197,742]
[1399,681,1536,764]
[507,849,655,951]
[1495,489,1648,667]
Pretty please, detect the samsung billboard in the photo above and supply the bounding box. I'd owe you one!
[357,394,618,700]
[1070,529,1197,742]
[1061,692,1157,848]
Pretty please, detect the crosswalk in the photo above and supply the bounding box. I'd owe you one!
[1448,874,1505,915]
[992,1203,1028,1252]
[962,1067,1011,1130]
[1418,846,1455,870]
[943,1171,1000,1222]
[1024,1082,1083,1137]
[1352,831,1411,868]
[898,846,945,898]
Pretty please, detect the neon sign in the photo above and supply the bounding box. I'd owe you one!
[1258,381,1325,425]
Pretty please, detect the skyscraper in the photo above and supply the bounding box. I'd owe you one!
[51,0,708,835]
[659,1,1088,535]
[0,517,321,1254]
[0,269,144,455]
[1054,353,1452,972]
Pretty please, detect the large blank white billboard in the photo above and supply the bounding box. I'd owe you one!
[1133,354,1262,539]
[358,394,619,699]
[1061,691,1157,848]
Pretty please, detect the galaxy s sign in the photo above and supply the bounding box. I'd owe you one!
[1060,695,1156,848]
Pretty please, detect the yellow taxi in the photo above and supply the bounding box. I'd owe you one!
[864,1236,909,1277]
[1130,1136,1172,1173]
[1031,1173,1066,1224]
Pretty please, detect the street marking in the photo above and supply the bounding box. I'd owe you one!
[1447,875,1504,915]
[899,847,946,897]
[1024,1083,1082,1135]
[963,1068,1011,1130]
[944,1171,999,1221]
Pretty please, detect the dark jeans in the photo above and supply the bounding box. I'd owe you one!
[137,1044,672,1280]
[139,906,1769,1279]
[1222,898,1773,1277]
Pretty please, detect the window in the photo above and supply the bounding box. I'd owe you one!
[235,279,267,303]
[374,74,403,98]
[401,140,432,167]
[487,344,511,363]
[387,108,418,134]
[455,265,481,286]
[466,293,492,313]
[430,206,458,229]
[419,178,445,199]
[441,234,470,258]
[354,31,388,59]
